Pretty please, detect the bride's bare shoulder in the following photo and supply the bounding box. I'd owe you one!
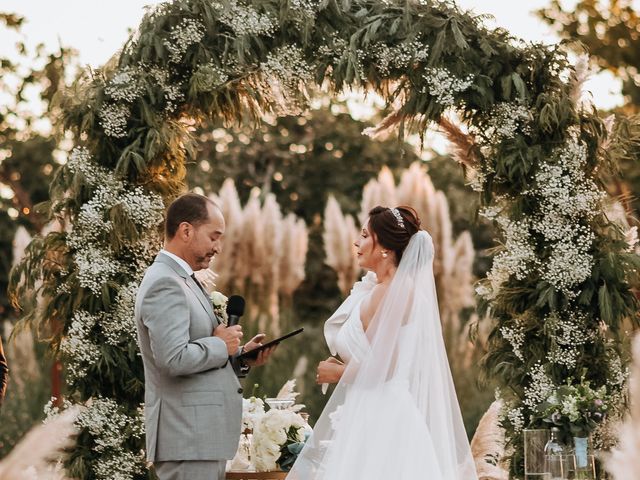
[360,283,388,331]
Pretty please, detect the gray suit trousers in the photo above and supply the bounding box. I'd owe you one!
[155,460,226,480]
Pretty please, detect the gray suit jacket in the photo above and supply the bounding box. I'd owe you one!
[135,253,243,462]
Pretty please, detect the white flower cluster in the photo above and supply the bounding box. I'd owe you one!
[287,0,319,27]
[469,163,494,193]
[480,102,532,144]
[211,290,229,325]
[102,282,140,347]
[43,396,73,422]
[318,33,347,65]
[546,311,595,369]
[482,213,538,298]
[563,395,582,422]
[251,409,305,471]
[506,406,525,434]
[105,66,145,103]
[242,396,266,431]
[192,62,229,92]
[372,41,429,75]
[261,45,313,93]
[501,319,525,361]
[76,398,145,479]
[213,0,277,37]
[126,229,164,274]
[59,311,102,381]
[164,18,206,63]
[478,136,604,300]
[606,349,628,387]
[148,66,184,112]
[75,245,121,295]
[120,186,165,229]
[422,67,474,106]
[77,398,142,451]
[99,103,130,138]
[66,147,113,186]
[534,142,602,221]
[66,149,164,270]
[523,362,555,408]
[93,450,145,480]
[67,184,122,249]
[531,137,603,294]
[542,226,595,295]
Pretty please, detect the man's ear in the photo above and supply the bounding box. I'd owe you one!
[177,221,193,241]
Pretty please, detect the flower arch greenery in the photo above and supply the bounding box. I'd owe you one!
[10,0,640,478]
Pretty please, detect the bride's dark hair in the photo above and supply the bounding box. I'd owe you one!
[368,205,421,265]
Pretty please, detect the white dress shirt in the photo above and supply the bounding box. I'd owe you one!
[160,249,194,277]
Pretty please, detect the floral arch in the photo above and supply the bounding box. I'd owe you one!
[12,0,639,478]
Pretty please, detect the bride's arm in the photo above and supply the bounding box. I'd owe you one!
[316,357,345,384]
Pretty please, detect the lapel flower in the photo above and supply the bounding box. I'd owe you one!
[210,291,228,325]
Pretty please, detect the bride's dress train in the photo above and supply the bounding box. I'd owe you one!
[288,232,477,480]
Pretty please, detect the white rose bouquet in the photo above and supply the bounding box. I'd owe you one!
[242,396,265,432]
[250,409,306,472]
[230,380,310,472]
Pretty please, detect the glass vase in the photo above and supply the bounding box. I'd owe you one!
[574,454,596,480]
[524,429,551,479]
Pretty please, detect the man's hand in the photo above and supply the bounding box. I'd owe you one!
[213,324,243,356]
[316,357,344,384]
[242,334,277,367]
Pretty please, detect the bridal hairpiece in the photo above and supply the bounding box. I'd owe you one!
[390,208,405,229]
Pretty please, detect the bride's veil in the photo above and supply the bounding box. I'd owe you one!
[288,231,478,479]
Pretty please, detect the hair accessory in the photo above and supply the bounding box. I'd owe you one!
[390,208,405,230]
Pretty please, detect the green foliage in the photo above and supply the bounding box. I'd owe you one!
[8,0,639,477]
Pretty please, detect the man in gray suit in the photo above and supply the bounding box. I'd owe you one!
[135,193,274,480]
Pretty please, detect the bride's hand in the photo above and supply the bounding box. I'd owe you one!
[316,357,345,384]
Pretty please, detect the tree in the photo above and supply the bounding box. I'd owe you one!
[0,11,75,456]
[539,0,640,114]
[0,12,76,317]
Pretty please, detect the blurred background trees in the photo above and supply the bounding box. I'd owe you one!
[539,0,640,114]
[0,12,76,455]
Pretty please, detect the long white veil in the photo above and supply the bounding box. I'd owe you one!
[289,231,478,479]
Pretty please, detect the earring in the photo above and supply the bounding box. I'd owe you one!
[382,251,388,258]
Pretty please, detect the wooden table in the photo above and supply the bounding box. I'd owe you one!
[226,471,287,480]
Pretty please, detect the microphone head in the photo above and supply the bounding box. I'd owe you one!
[226,295,245,317]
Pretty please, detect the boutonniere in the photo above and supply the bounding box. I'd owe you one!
[211,291,228,325]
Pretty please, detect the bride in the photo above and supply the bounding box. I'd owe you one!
[288,206,478,479]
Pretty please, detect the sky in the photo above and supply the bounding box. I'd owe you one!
[0,0,629,117]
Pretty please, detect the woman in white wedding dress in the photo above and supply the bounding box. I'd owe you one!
[288,206,478,480]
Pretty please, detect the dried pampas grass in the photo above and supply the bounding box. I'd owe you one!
[470,400,508,480]
[605,333,640,480]
[323,195,361,295]
[0,407,79,480]
[438,116,479,170]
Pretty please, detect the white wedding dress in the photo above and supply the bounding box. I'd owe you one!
[288,232,478,480]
